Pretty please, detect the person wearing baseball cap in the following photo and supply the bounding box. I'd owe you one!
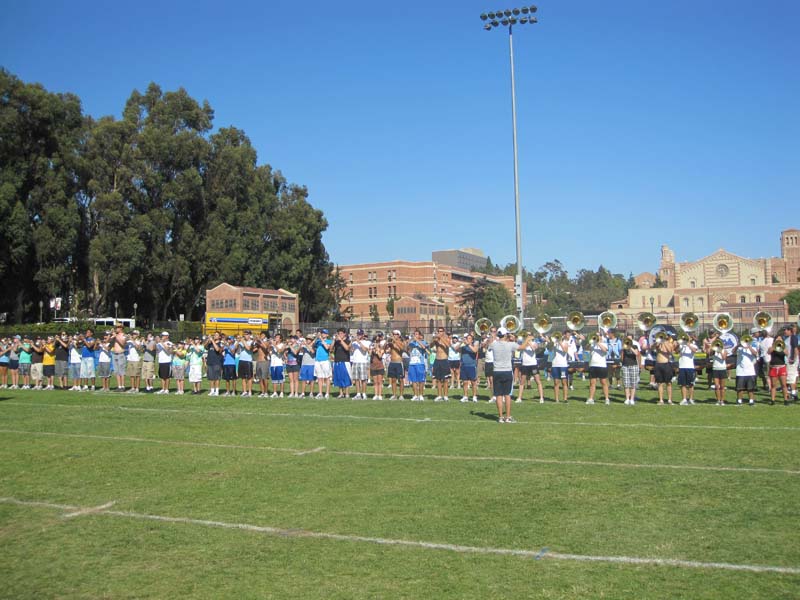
[483,326,527,423]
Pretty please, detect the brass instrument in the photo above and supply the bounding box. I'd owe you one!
[566,311,585,332]
[752,311,773,331]
[637,312,656,331]
[589,332,600,344]
[711,339,725,353]
[678,332,690,343]
[741,333,753,345]
[654,331,669,344]
[774,338,786,353]
[474,318,493,336]
[500,314,523,334]
[623,337,634,350]
[598,311,617,332]
[533,313,553,335]
[713,312,734,334]
[680,312,699,333]
[547,331,563,350]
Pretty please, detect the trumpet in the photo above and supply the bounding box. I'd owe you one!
[774,338,786,353]
[598,311,617,332]
[474,318,493,336]
[637,312,656,331]
[680,312,699,333]
[500,314,522,334]
[713,312,734,334]
[566,311,585,332]
[533,313,553,335]
[753,311,772,331]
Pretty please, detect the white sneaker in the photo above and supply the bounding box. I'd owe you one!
[473,397,478,402]
[586,399,595,405]
[604,398,610,405]
[397,395,404,401]
[514,398,522,404]
[490,396,496,402]
[539,398,545,403]
[689,399,695,405]
[90,386,95,391]
[279,392,284,398]
[680,399,689,406]
[460,396,468,403]
[271,392,278,398]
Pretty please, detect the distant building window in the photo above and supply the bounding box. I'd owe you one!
[690,280,696,288]
[683,298,689,307]
[740,296,746,303]
[755,295,761,303]
[750,278,756,286]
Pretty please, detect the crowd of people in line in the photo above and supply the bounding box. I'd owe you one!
[0,322,797,423]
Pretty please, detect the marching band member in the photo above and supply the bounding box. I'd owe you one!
[621,336,640,405]
[735,336,758,406]
[448,335,461,389]
[586,332,610,405]
[550,331,570,403]
[407,330,429,401]
[677,335,699,405]
[769,336,789,406]
[459,333,480,403]
[386,330,407,400]
[369,335,386,400]
[704,332,728,405]
[517,332,544,404]
[313,329,332,399]
[653,333,676,405]
[350,329,371,400]
[431,327,451,402]
[331,328,352,399]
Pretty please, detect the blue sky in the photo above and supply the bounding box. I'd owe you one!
[2,0,798,278]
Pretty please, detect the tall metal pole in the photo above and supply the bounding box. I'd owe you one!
[508,25,524,321]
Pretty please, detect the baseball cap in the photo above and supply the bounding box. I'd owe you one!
[161,331,169,336]
[357,329,365,335]
[497,327,508,336]
[321,329,329,334]
[392,329,401,336]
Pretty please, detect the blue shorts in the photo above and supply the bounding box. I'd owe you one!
[408,363,426,383]
[551,366,568,380]
[299,364,315,382]
[493,371,513,396]
[677,368,696,387]
[387,362,404,380]
[270,366,285,383]
[460,364,477,382]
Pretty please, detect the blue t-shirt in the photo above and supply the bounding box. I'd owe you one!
[81,338,95,358]
[460,343,477,369]
[223,346,237,367]
[314,339,331,361]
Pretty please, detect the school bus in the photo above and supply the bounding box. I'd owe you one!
[203,312,272,336]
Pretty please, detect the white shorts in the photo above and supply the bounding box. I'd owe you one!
[787,361,798,385]
[314,360,332,379]
[189,364,203,383]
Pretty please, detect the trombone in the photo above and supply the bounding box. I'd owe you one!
[598,311,617,332]
[566,311,585,332]
[713,312,734,334]
[637,312,656,331]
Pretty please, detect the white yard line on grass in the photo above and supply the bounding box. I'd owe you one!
[1,428,798,476]
[1,496,798,575]
[5,400,800,432]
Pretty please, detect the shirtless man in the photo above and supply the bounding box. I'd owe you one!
[386,330,407,400]
[431,327,451,402]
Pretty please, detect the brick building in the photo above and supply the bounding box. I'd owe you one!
[338,254,521,327]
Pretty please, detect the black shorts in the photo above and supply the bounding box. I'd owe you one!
[207,364,221,381]
[677,368,696,387]
[43,365,55,377]
[521,364,538,377]
[433,359,450,380]
[713,369,728,380]
[387,362,404,380]
[448,360,460,370]
[653,362,673,384]
[285,364,300,374]
[736,375,756,392]
[370,368,385,377]
[588,366,608,380]
[484,363,494,377]
[158,363,171,380]
[223,365,237,381]
[493,371,513,397]
[238,361,253,379]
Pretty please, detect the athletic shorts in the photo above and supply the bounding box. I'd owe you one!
[653,362,673,384]
[484,363,494,377]
[171,365,185,380]
[387,362,404,380]
[493,371,513,397]
[188,364,203,383]
[43,365,55,377]
[255,361,270,380]
[677,368,696,387]
[736,375,756,392]
[351,362,369,381]
[158,363,171,380]
[55,361,68,378]
[448,360,460,370]
[299,365,315,382]
[460,364,477,382]
[238,361,253,379]
[141,361,155,380]
[69,363,80,379]
[332,362,351,387]
[223,365,237,381]
[8,360,19,371]
[126,361,141,378]
[30,363,43,380]
[551,366,568,380]
[206,364,221,381]
[314,361,332,379]
[588,366,608,380]
[770,365,787,378]
[80,357,95,379]
[96,363,110,378]
[270,365,285,383]
[520,364,538,378]
[408,363,426,383]
[786,362,798,385]
[112,353,126,374]
[286,364,300,374]
[369,368,385,377]
[713,369,729,380]
[19,363,31,376]
[433,359,450,380]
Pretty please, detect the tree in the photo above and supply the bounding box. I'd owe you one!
[369,304,380,322]
[480,284,515,322]
[782,290,800,315]
[327,266,352,322]
[385,296,395,318]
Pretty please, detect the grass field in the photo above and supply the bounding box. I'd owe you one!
[1,376,799,599]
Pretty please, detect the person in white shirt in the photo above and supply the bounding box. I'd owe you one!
[517,334,544,403]
[550,332,570,403]
[350,329,371,400]
[156,332,173,394]
[677,335,699,405]
[758,330,774,392]
[586,332,610,405]
[483,330,495,402]
[735,336,758,405]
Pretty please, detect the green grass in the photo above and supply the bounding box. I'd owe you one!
[1,376,799,599]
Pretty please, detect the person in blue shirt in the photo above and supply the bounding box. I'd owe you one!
[222,337,239,396]
[79,329,97,390]
[458,333,480,403]
[406,330,429,401]
[313,329,332,398]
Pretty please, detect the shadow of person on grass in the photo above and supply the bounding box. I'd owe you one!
[469,410,500,422]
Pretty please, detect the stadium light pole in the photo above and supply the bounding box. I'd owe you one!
[480,6,537,322]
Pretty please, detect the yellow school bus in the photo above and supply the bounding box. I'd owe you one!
[203,312,271,336]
